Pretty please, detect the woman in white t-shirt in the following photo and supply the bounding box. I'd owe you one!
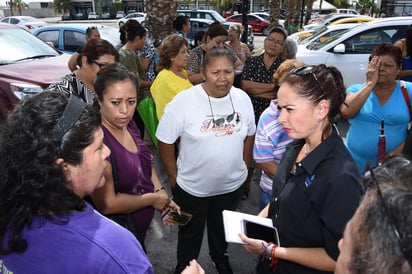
[156,47,256,274]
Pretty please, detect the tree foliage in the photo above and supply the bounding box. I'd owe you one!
[53,0,72,14]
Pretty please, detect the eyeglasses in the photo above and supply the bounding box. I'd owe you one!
[265,37,284,47]
[92,60,110,69]
[368,168,412,268]
[291,65,327,99]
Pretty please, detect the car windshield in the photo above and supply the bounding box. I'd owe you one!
[310,26,357,50]
[0,28,59,65]
[301,26,328,43]
[209,10,226,23]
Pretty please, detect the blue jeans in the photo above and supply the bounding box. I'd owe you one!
[259,189,271,210]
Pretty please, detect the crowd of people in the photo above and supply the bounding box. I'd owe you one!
[0,15,412,274]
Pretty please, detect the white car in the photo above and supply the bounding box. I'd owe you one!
[296,17,411,87]
[0,16,46,32]
[117,12,146,27]
[299,23,359,46]
[88,12,98,20]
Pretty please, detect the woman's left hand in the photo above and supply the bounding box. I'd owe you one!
[238,233,267,255]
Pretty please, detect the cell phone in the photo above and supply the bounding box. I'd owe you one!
[161,209,192,226]
[243,221,280,245]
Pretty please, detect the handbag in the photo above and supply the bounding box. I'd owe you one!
[137,96,159,148]
[400,81,412,156]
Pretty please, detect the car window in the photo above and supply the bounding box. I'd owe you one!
[343,26,405,54]
[0,28,58,64]
[248,15,257,23]
[64,30,84,52]
[10,18,20,24]
[1,18,9,23]
[204,13,215,20]
[36,30,59,49]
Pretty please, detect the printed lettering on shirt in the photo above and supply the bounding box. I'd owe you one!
[200,112,242,137]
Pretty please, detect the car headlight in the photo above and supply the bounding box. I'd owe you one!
[10,83,44,100]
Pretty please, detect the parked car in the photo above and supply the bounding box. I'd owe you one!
[0,16,46,33]
[225,13,270,35]
[329,16,374,26]
[33,24,122,54]
[335,8,360,15]
[251,12,285,27]
[101,12,111,19]
[116,11,125,19]
[177,9,226,23]
[299,23,359,46]
[117,12,146,27]
[296,17,411,87]
[304,14,371,30]
[74,12,86,20]
[0,23,70,123]
[87,12,98,20]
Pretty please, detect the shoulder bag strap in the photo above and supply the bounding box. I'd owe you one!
[400,80,412,121]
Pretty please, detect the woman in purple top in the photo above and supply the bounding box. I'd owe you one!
[91,63,180,247]
[0,91,153,273]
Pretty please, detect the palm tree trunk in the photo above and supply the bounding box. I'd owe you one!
[145,0,178,47]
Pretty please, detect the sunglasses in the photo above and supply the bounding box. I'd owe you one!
[368,168,412,268]
[291,66,327,99]
[92,60,110,69]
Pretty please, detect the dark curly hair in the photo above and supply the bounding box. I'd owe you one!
[0,91,101,255]
[282,64,346,140]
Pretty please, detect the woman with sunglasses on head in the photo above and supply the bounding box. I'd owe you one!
[240,64,362,274]
[157,48,256,274]
[336,155,412,274]
[49,39,119,105]
[0,91,152,273]
[341,43,412,173]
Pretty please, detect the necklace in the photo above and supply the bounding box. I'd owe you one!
[303,144,309,156]
[207,92,239,125]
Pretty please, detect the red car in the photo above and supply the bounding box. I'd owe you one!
[0,23,70,123]
[225,13,270,35]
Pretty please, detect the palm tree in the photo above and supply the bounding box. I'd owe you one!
[145,0,178,47]
[283,0,300,33]
[269,0,282,28]
[54,0,72,16]
[305,0,315,25]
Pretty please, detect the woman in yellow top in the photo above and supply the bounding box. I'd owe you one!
[151,34,192,120]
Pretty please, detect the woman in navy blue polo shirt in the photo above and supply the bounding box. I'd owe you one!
[240,64,362,274]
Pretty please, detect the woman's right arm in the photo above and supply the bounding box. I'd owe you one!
[158,140,178,189]
[91,162,168,214]
[340,56,379,119]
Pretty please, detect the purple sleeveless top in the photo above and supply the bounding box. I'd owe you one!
[102,120,155,240]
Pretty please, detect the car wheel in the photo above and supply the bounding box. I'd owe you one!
[262,27,269,36]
